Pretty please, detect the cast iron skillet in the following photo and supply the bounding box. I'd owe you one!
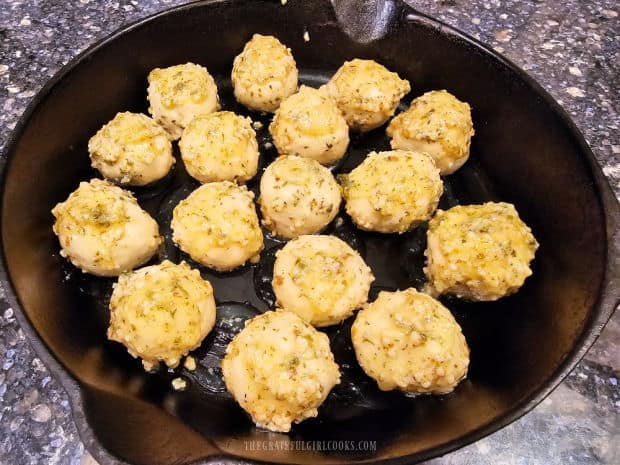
[1,1,618,464]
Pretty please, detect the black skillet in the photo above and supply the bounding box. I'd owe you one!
[0,1,618,464]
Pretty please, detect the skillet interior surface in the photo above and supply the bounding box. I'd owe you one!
[1,1,618,464]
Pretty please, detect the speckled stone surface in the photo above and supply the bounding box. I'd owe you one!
[0,1,618,464]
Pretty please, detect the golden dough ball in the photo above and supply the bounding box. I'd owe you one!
[171,181,264,271]
[340,150,443,233]
[147,63,220,140]
[231,34,298,112]
[351,288,470,394]
[273,235,374,326]
[179,111,259,183]
[51,179,162,277]
[88,112,174,186]
[387,90,475,175]
[259,156,341,239]
[269,85,349,165]
[425,202,539,301]
[108,260,216,371]
[222,310,340,432]
[325,59,410,132]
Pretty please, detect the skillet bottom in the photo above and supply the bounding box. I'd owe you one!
[58,73,497,450]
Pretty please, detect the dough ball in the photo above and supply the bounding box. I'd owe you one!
[52,179,162,277]
[231,34,298,112]
[259,156,341,239]
[171,181,263,271]
[179,111,259,183]
[424,202,539,301]
[147,63,220,140]
[325,59,410,132]
[273,235,374,327]
[387,90,475,175]
[269,85,349,165]
[222,310,340,432]
[108,260,216,371]
[88,112,174,186]
[351,288,469,394]
[340,150,442,233]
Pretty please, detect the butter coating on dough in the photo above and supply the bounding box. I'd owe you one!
[259,156,341,239]
[108,260,216,371]
[387,90,474,175]
[222,310,340,432]
[231,34,298,112]
[172,181,264,271]
[269,85,349,165]
[88,112,174,186]
[325,59,410,132]
[339,150,442,233]
[179,111,259,183]
[424,202,538,301]
[273,235,374,326]
[52,178,162,277]
[148,62,220,140]
[352,288,469,394]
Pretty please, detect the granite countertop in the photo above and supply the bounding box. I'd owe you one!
[0,1,618,464]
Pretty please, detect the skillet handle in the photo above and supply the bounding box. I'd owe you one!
[330,0,406,43]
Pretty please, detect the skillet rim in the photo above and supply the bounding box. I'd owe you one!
[0,1,617,464]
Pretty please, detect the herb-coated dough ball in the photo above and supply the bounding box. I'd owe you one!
[147,63,220,140]
[273,235,374,327]
[88,112,174,186]
[222,310,340,432]
[179,111,259,183]
[387,90,475,175]
[259,156,341,239]
[171,181,264,271]
[425,202,538,301]
[108,260,216,371]
[269,86,349,165]
[325,59,410,132]
[340,150,442,233]
[231,34,298,112]
[52,179,162,277]
[351,288,469,394]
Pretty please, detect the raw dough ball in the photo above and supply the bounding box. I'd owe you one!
[171,181,264,271]
[179,111,259,183]
[231,34,298,112]
[351,288,469,394]
[88,112,174,186]
[108,260,216,371]
[340,150,442,233]
[273,235,374,327]
[222,310,340,432]
[387,90,475,175]
[259,156,341,239]
[424,202,538,301]
[52,179,162,277]
[147,63,220,140]
[325,59,410,132]
[269,85,349,165]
